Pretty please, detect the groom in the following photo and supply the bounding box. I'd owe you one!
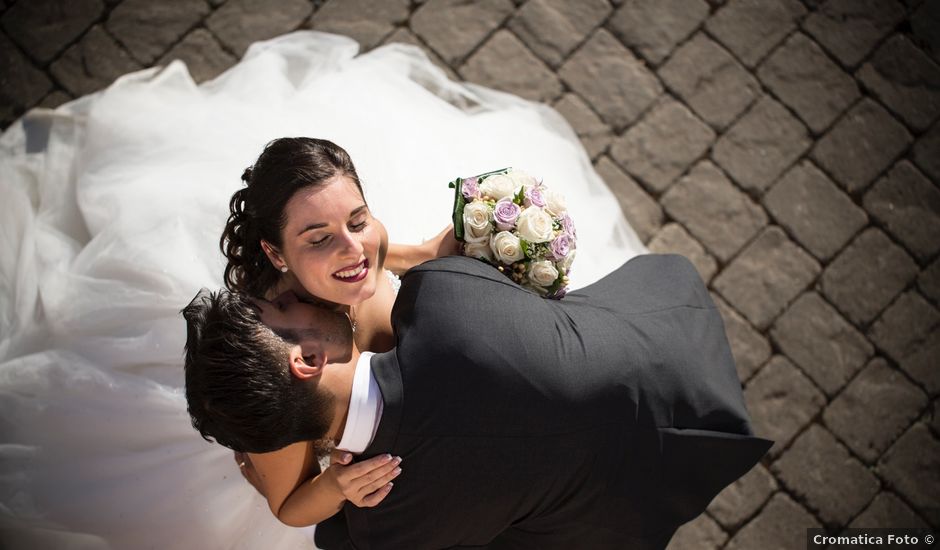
[183,254,771,549]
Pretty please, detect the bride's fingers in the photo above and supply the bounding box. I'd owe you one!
[342,454,398,480]
[358,483,394,508]
[349,456,402,487]
[355,464,402,498]
[330,449,352,466]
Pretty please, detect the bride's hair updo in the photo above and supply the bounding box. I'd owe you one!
[221,137,364,297]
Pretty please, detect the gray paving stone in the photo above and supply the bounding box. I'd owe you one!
[107,0,210,65]
[158,28,236,83]
[802,0,906,68]
[763,160,868,261]
[869,290,940,366]
[553,93,613,160]
[309,0,408,51]
[911,0,940,64]
[920,258,940,304]
[707,463,777,530]
[899,327,940,396]
[724,493,821,550]
[507,0,611,68]
[712,294,772,383]
[757,32,860,134]
[648,223,717,282]
[207,0,312,57]
[744,355,826,456]
[0,32,52,124]
[704,0,806,68]
[772,424,880,526]
[771,291,873,396]
[824,358,928,463]
[878,423,940,525]
[594,156,663,243]
[609,97,715,194]
[607,0,709,65]
[857,34,940,132]
[850,491,931,528]
[658,32,760,131]
[661,161,767,262]
[712,95,811,192]
[713,226,820,329]
[864,161,940,262]
[460,30,562,103]
[380,27,459,80]
[933,400,940,437]
[912,122,940,182]
[50,25,142,97]
[1,0,104,64]
[811,98,912,193]
[559,29,663,130]
[411,0,514,65]
[666,512,727,550]
[820,228,919,326]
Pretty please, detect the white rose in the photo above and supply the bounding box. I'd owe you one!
[528,260,559,287]
[515,206,554,243]
[464,241,494,262]
[489,231,525,264]
[543,189,568,217]
[462,201,493,243]
[507,170,538,190]
[479,174,517,200]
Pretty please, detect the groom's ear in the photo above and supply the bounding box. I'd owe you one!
[287,345,326,380]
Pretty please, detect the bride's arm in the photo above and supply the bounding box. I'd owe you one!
[385,224,461,274]
[248,444,403,527]
[246,442,343,527]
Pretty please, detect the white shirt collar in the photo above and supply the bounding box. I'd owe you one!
[336,351,383,454]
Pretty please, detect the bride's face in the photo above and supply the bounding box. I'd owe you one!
[276,174,386,307]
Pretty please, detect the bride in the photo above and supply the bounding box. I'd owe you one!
[218,135,457,528]
[0,31,645,549]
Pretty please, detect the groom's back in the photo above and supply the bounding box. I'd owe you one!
[335,255,769,550]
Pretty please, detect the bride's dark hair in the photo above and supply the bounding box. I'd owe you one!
[221,137,364,297]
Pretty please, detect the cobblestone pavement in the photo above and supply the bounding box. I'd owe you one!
[3,0,939,548]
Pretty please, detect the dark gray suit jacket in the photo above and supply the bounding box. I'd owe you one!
[317,254,771,549]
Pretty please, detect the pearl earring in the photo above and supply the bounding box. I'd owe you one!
[280,266,288,273]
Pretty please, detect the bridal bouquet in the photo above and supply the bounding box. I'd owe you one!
[449,168,576,299]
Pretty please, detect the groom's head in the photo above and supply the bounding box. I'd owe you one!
[181,289,353,453]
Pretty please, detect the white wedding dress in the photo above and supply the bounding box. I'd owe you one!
[0,32,646,549]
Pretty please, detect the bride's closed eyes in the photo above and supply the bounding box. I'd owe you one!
[307,214,370,248]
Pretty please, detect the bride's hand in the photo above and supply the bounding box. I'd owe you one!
[325,452,402,508]
[423,224,461,259]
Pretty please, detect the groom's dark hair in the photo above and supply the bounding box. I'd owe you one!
[181,289,334,453]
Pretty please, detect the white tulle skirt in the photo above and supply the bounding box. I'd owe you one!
[0,31,646,549]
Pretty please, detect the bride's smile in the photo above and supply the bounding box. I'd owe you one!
[332,258,369,282]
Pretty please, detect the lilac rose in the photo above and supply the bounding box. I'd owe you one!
[560,213,576,239]
[549,233,571,260]
[493,198,521,231]
[525,185,546,208]
[461,176,480,199]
